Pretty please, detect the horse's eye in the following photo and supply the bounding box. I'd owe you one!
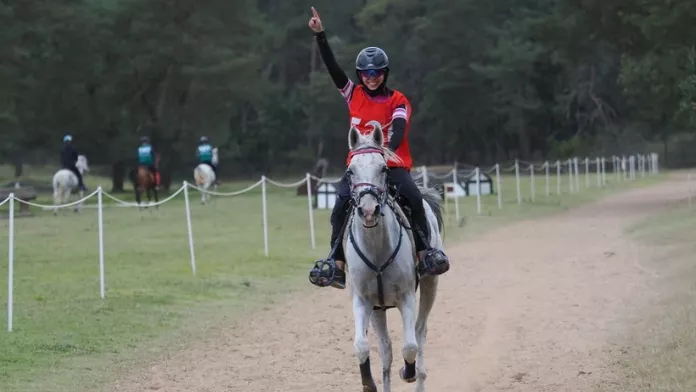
[381,167,389,174]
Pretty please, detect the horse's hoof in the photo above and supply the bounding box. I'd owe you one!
[363,382,378,392]
[400,363,417,383]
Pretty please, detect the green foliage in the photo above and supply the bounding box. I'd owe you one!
[0,0,695,171]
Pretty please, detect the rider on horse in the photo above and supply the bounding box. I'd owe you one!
[61,135,87,191]
[137,136,160,188]
[307,8,450,290]
[197,136,220,185]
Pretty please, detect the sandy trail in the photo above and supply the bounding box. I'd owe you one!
[108,174,692,392]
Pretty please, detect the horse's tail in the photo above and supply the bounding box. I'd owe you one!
[419,186,444,232]
[128,167,137,187]
[194,166,205,186]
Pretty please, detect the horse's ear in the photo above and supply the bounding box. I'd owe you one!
[348,126,361,150]
[366,120,384,147]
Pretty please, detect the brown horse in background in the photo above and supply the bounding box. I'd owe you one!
[132,154,160,207]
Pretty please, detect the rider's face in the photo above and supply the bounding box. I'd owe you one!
[360,70,385,91]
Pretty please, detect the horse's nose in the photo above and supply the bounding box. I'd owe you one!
[360,206,375,219]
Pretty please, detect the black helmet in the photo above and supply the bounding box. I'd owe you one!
[355,47,389,71]
[140,136,150,144]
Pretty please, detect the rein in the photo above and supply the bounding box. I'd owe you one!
[348,203,404,310]
[347,145,415,310]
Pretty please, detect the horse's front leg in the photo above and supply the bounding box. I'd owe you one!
[135,187,142,207]
[74,189,84,213]
[152,186,159,209]
[371,309,393,392]
[200,184,207,204]
[353,294,377,392]
[398,291,418,384]
[53,188,61,215]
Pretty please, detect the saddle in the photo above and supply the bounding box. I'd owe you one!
[388,184,414,229]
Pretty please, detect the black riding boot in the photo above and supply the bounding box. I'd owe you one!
[308,201,351,289]
[212,166,220,185]
[411,209,450,277]
[74,170,87,192]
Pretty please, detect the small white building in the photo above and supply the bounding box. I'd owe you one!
[443,182,466,199]
[465,171,493,196]
[315,183,337,209]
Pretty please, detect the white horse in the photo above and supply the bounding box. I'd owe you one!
[52,155,89,214]
[193,147,218,204]
[343,123,444,392]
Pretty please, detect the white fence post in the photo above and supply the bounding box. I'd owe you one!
[7,194,14,332]
[556,160,561,195]
[495,163,502,209]
[305,173,316,250]
[515,159,521,205]
[585,157,590,188]
[574,157,580,192]
[421,165,429,188]
[529,164,535,202]
[261,176,269,257]
[641,155,646,177]
[97,187,105,299]
[475,167,482,214]
[601,157,607,186]
[452,167,461,220]
[183,181,197,276]
[567,159,573,193]
[596,157,601,187]
[545,161,550,196]
[621,155,629,181]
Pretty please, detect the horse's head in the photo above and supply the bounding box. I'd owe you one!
[347,121,400,228]
[76,155,89,175]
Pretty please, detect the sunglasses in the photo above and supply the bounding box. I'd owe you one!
[359,69,385,78]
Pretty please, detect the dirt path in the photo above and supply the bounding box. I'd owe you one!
[108,174,692,392]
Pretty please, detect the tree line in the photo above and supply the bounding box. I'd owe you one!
[1,0,695,190]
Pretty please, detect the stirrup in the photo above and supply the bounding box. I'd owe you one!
[418,248,450,276]
[309,258,346,289]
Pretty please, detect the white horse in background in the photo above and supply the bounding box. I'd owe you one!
[52,155,89,214]
[193,147,218,204]
[342,123,445,392]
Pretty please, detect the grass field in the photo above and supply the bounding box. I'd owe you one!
[0,164,667,392]
[596,202,696,392]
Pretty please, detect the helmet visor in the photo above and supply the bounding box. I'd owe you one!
[358,69,385,79]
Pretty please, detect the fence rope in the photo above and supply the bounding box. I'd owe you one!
[2,152,661,332]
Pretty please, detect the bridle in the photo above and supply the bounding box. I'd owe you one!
[348,147,389,219]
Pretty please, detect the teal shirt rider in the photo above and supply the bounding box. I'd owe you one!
[138,142,155,166]
[197,143,213,162]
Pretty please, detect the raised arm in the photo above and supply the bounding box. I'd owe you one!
[309,7,355,102]
[314,31,350,90]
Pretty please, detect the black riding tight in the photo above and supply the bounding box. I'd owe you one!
[329,167,429,261]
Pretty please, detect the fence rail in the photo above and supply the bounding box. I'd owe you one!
[2,152,660,332]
